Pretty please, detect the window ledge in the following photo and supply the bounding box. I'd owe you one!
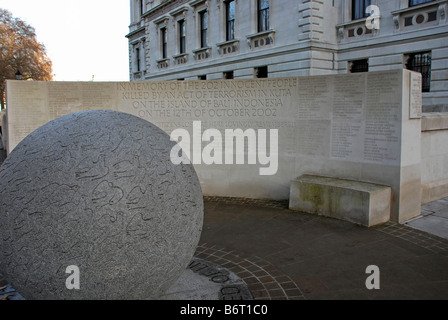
[173,53,189,65]
[193,47,211,60]
[170,6,188,17]
[156,58,170,69]
[192,46,212,53]
[126,26,146,39]
[133,71,148,80]
[216,39,240,47]
[391,0,446,30]
[391,0,447,16]
[154,15,169,25]
[216,39,240,55]
[336,18,377,40]
[246,30,275,49]
[172,53,189,59]
[246,29,276,39]
[189,0,208,7]
[336,17,370,28]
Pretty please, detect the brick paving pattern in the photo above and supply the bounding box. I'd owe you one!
[204,196,289,209]
[194,243,304,300]
[1,194,447,299]
[200,196,448,299]
[374,221,448,256]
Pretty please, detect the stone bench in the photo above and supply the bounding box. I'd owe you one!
[289,175,391,227]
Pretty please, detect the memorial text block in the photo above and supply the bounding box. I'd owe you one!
[5,70,422,222]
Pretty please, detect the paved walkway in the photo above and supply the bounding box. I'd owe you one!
[1,191,447,299]
[197,197,448,300]
[405,198,448,240]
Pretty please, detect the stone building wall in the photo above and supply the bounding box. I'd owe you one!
[127,0,448,111]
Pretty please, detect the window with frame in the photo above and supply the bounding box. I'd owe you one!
[178,20,186,54]
[406,52,432,92]
[350,59,369,73]
[224,71,234,79]
[139,0,144,17]
[255,66,268,78]
[352,0,371,20]
[161,27,168,59]
[225,0,236,41]
[135,46,141,72]
[258,0,270,32]
[409,0,434,6]
[200,10,208,48]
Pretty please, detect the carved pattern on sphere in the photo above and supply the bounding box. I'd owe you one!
[0,110,204,300]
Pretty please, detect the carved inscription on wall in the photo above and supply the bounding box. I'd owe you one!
[116,79,298,162]
[363,72,401,163]
[297,76,332,120]
[331,74,365,161]
[117,79,296,123]
[409,72,422,119]
[6,72,409,174]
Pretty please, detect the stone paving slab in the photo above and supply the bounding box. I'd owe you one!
[404,216,448,240]
[404,197,448,240]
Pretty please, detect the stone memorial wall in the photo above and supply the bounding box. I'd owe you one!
[5,70,422,222]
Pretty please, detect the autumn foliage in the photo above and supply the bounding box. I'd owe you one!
[0,8,53,109]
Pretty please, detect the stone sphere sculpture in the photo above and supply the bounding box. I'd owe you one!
[0,110,203,300]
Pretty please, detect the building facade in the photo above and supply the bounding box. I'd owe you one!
[127,0,448,111]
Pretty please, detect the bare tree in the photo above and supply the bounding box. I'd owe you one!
[0,8,53,109]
